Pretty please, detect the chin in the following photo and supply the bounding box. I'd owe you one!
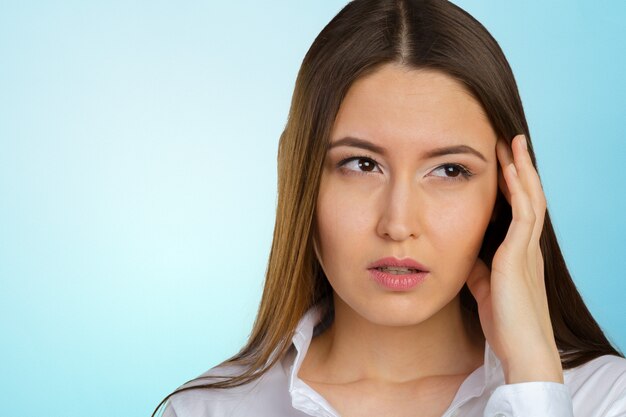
[349,296,441,328]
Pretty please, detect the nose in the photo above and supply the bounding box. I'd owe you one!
[376,177,422,241]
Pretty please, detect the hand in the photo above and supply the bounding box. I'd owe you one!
[466,134,563,384]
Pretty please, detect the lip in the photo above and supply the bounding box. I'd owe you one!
[367,256,429,271]
[367,257,429,291]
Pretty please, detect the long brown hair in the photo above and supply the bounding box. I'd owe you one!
[153,0,623,414]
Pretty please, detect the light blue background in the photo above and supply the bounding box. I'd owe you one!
[1,1,624,416]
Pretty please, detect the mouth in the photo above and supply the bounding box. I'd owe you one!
[367,257,429,291]
[367,256,429,273]
[372,266,423,274]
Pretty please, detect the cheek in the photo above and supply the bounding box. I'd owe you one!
[426,184,496,262]
[314,175,379,289]
[315,178,373,255]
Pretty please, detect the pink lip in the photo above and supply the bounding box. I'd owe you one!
[367,257,429,291]
[367,257,429,271]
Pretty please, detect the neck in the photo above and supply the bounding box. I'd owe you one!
[301,293,485,384]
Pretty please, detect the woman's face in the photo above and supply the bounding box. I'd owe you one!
[315,63,499,327]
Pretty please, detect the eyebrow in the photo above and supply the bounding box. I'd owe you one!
[328,136,487,162]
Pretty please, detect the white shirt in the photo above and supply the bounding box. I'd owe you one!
[162,305,626,417]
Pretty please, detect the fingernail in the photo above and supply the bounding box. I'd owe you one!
[520,135,528,151]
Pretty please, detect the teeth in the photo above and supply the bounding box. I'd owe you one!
[376,266,418,274]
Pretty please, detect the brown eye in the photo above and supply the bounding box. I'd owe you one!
[358,158,376,172]
[429,164,473,181]
[443,165,460,177]
[338,156,382,174]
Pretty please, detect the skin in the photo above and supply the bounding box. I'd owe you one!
[299,63,562,415]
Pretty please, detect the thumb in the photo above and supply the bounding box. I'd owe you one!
[465,257,491,305]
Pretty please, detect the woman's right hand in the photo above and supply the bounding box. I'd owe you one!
[466,134,563,384]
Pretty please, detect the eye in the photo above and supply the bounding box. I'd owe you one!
[337,155,383,175]
[429,164,473,180]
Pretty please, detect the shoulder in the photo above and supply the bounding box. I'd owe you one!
[161,359,302,417]
[566,353,626,388]
[565,354,626,414]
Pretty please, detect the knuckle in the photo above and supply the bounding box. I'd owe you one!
[519,202,536,223]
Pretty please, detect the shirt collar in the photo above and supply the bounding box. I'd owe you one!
[285,304,504,415]
[287,305,339,416]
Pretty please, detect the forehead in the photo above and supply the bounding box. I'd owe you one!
[331,63,496,148]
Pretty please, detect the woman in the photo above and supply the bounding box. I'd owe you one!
[154,1,625,416]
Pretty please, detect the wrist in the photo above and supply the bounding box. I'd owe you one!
[502,348,564,384]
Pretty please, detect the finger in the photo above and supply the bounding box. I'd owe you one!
[536,245,545,286]
[510,135,547,246]
[498,136,545,251]
[498,145,536,252]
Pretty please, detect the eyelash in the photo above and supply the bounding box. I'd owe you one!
[336,154,474,181]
